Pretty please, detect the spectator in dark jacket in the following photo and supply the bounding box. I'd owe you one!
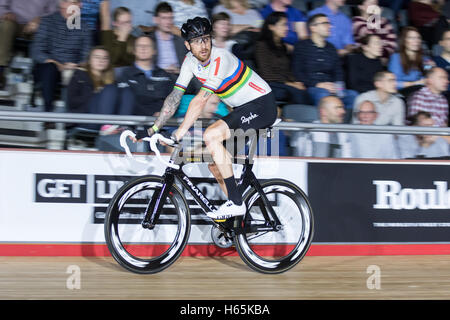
[255,12,309,105]
[293,13,358,120]
[67,46,133,133]
[30,0,92,112]
[346,34,384,94]
[116,36,174,117]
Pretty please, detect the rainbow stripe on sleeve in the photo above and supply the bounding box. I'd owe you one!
[174,83,187,92]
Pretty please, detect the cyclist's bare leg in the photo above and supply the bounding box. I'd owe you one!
[203,119,233,179]
[208,163,227,196]
[204,120,245,214]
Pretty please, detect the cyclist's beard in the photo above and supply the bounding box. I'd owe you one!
[191,46,211,64]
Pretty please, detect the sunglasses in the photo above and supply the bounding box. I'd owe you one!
[189,35,211,45]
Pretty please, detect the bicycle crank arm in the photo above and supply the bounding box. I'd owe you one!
[234,224,281,235]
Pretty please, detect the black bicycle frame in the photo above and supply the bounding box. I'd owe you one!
[143,129,281,231]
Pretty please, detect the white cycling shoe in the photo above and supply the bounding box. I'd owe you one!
[207,200,246,220]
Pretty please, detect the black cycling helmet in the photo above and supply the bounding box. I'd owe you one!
[181,17,212,42]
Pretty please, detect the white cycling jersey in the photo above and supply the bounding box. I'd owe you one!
[174,46,272,108]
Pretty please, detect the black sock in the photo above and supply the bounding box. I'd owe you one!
[224,176,242,205]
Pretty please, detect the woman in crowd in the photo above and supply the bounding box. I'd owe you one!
[212,0,264,35]
[99,4,135,69]
[211,12,237,51]
[254,12,309,105]
[67,46,133,134]
[408,0,449,49]
[346,34,384,93]
[388,26,433,96]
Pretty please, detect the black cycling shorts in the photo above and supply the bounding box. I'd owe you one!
[220,92,277,133]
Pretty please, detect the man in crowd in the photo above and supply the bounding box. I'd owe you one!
[117,36,173,117]
[293,96,352,158]
[148,2,187,78]
[0,0,58,90]
[308,0,356,56]
[350,100,398,159]
[31,0,92,112]
[352,71,405,125]
[408,67,449,127]
[293,13,358,122]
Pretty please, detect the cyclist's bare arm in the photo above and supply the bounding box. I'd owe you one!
[173,89,212,141]
[152,88,184,134]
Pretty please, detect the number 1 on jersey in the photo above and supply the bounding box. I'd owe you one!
[213,57,221,76]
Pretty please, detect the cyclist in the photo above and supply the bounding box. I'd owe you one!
[135,17,277,220]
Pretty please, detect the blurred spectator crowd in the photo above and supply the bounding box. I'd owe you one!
[0,0,449,159]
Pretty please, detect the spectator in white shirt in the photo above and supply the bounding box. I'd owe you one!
[350,100,398,159]
[353,71,406,125]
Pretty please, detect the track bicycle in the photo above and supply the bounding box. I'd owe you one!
[104,122,314,274]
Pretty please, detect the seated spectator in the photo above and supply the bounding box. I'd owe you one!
[352,0,397,61]
[165,0,209,29]
[346,34,384,94]
[432,28,450,93]
[212,0,264,35]
[67,46,132,133]
[108,0,159,35]
[116,36,174,117]
[211,12,238,51]
[293,14,358,121]
[388,26,433,95]
[408,0,449,49]
[148,2,187,78]
[100,3,135,68]
[255,12,309,105]
[292,96,352,158]
[0,0,58,90]
[353,71,406,125]
[398,111,450,159]
[408,67,449,127]
[30,0,92,112]
[308,0,356,56]
[260,0,307,46]
[350,100,398,159]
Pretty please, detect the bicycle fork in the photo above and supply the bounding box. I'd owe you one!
[141,173,175,230]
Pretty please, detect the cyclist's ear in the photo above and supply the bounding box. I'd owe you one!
[184,41,191,52]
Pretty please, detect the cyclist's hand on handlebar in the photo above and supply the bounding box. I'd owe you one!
[158,130,180,147]
[131,126,154,143]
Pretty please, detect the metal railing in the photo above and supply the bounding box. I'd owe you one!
[0,110,450,136]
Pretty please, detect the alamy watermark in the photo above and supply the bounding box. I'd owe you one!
[366,5,381,31]
[66,265,81,290]
[66,5,81,30]
[172,120,281,170]
[366,265,381,290]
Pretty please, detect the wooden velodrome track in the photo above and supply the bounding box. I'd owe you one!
[1,255,450,299]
